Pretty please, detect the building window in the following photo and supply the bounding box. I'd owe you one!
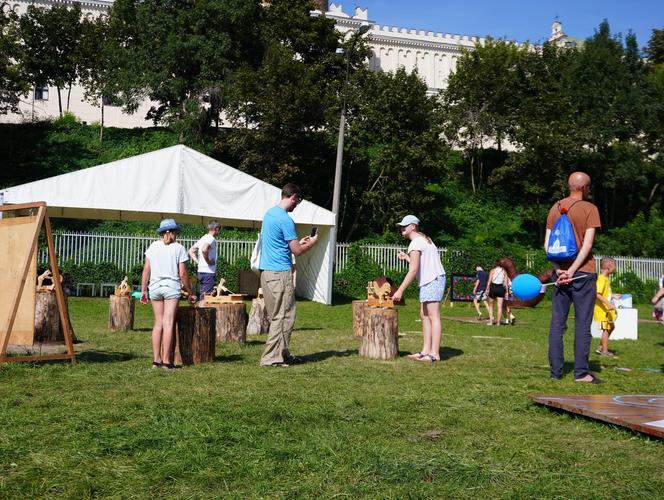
[34,86,49,101]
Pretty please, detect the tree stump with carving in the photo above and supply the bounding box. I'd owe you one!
[34,290,63,343]
[108,294,135,332]
[211,303,247,343]
[359,307,398,360]
[246,297,270,336]
[172,306,216,365]
[352,300,367,338]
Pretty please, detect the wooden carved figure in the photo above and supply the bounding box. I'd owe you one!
[114,275,131,296]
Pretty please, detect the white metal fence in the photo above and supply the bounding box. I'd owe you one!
[39,232,664,283]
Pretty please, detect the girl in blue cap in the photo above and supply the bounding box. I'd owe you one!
[392,215,446,362]
[141,219,196,370]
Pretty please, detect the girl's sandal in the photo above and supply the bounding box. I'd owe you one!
[151,361,162,369]
[407,352,425,360]
[416,354,440,362]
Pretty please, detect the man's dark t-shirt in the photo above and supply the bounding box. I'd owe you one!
[476,270,488,290]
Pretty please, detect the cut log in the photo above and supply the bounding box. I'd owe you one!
[172,306,216,366]
[108,294,135,332]
[359,307,398,360]
[34,290,62,343]
[211,303,247,343]
[352,300,367,338]
[246,297,270,336]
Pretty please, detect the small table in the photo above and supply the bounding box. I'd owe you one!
[76,283,96,297]
[100,283,117,297]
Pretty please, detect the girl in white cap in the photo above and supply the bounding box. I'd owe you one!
[392,215,446,362]
[141,218,196,370]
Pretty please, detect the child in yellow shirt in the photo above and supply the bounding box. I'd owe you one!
[594,257,621,356]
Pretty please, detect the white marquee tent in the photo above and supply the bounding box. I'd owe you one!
[0,145,337,304]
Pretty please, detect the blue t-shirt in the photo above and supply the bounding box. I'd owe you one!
[260,206,298,271]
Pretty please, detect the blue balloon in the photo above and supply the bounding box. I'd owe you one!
[511,274,543,301]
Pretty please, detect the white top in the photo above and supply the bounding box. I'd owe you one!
[194,234,217,273]
[491,267,506,285]
[407,236,445,287]
[145,241,188,289]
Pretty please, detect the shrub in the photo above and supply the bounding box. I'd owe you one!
[612,271,658,304]
[333,243,418,300]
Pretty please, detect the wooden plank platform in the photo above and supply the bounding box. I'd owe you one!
[530,394,664,439]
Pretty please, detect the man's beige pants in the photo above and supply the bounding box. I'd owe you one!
[260,270,296,365]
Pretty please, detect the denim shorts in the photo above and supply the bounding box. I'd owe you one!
[420,274,446,303]
[149,281,182,301]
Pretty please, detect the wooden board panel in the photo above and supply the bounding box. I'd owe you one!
[530,394,664,439]
[0,216,38,345]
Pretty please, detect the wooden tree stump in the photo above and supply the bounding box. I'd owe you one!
[246,297,270,336]
[172,307,216,366]
[108,294,135,332]
[352,300,367,338]
[359,307,398,360]
[211,303,248,343]
[34,290,63,343]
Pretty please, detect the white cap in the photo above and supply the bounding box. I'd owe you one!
[396,215,420,227]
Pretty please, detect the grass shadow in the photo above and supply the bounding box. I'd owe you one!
[439,347,464,360]
[562,360,603,376]
[245,339,265,346]
[77,350,136,363]
[293,327,323,331]
[132,328,152,332]
[297,349,357,363]
[214,354,243,363]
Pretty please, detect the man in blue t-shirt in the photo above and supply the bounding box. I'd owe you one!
[259,183,318,367]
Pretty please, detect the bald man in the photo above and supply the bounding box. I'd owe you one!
[544,172,602,383]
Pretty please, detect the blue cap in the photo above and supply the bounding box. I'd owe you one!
[156,218,181,234]
[396,215,420,227]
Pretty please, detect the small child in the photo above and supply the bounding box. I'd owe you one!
[593,257,621,356]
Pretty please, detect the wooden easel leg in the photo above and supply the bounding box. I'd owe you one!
[44,212,76,364]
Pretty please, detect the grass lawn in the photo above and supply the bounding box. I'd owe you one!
[1,297,663,498]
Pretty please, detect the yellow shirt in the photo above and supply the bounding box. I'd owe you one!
[594,274,616,322]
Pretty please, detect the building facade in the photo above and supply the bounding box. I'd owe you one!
[1,1,562,127]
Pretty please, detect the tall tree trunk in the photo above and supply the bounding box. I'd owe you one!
[469,150,477,194]
[57,87,63,117]
[100,102,104,142]
[66,84,72,111]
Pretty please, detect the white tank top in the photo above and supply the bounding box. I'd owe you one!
[491,267,505,285]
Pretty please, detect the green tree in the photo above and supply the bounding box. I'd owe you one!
[108,0,262,138]
[340,67,449,240]
[77,14,117,141]
[645,28,664,64]
[16,4,82,116]
[221,0,342,194]
[0,10,27,114]
[440,38,522,193]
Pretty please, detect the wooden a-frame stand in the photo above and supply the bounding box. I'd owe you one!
[0,202,76,364]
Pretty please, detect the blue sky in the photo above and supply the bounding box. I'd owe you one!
[343,1,663,47]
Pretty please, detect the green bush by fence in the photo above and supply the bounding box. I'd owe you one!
[52,253,659,304]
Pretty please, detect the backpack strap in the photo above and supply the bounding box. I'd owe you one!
[558,199,581,214]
